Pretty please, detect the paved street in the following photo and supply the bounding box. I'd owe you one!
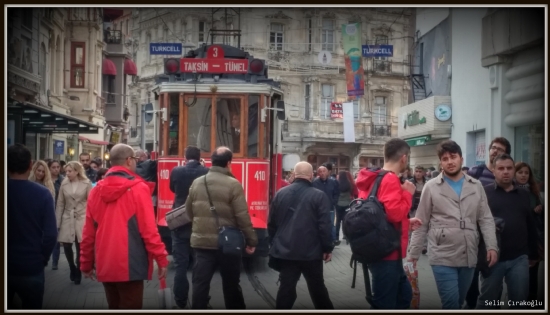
[10,239,544,310]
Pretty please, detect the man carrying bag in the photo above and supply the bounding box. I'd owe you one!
[184,146,257,309]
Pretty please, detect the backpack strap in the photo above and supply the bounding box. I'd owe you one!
[367,170,389,199]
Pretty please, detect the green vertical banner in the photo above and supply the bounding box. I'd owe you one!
[342,23,365,96]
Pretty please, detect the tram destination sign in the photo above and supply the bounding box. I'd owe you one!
[150,43,183,55]
[179,58,249,74]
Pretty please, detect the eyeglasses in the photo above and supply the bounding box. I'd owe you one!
[490,146,506,153]
[128,156,140,161]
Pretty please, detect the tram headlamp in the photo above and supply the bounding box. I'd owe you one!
[248,58,265,75]
[164,58,180,75]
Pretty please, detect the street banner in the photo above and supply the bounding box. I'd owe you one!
[330,102,343,119]
[54,140,64,155]
[343,102,356,143]
[342,23,365,96]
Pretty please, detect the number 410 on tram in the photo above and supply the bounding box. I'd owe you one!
[153,44,286,256]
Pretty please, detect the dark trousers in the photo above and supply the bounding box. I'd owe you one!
[276,259,334,309]
[51,242,60,265]
[191,249,245,309]
[365,260,412,309]
[7,271,45,309]
[172,228,192,308]
[63,239,81,281]
[529,261,543,307]
[103,280,144,309]
[335,205,348,241]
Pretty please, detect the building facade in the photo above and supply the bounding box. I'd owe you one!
[127,8,412,173]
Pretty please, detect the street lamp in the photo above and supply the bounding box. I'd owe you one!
[104,151,110,161]
[68,147,75,160]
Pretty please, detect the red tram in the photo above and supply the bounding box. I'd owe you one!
[152,44,286,256]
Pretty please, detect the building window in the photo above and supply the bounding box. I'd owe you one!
[305,84,311,120]
[199,21,206,42]
[40,43,47,94]
[307,155,350,174]
[135,103,140,126]
[126,19,130,35]
[373,96,387,125]
[352,99,359,120]
[270,23,284,51]
[70,42,85,88]
[321,19,334,51]
[146,34,152,64]
[375,35,388,45]
[320,84,334,119]
[307,19,313,52]
[359,156,384,169]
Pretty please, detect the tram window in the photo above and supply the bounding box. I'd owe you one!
[216,98,242,154]
[248,96,259,158]
[263,96,269,159]
[187,98,212,154]
[169,94,179,156]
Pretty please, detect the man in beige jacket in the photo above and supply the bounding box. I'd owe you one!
[407,140,498,309]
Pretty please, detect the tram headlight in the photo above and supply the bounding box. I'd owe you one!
[164,58,180,75]
[248,58,265,75]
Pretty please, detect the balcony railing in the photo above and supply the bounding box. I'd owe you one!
[371,124,392,137]
[104,30,122,44]
[68,8,102,22]
[373,59,391,73]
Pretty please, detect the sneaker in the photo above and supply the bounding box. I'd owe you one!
[334,240,341,246]
[422,248,427,255]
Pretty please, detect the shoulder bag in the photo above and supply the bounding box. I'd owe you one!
[204,175,245,256]
[165,203,191,231]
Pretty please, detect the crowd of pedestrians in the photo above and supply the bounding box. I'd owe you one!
[7,133,544,310]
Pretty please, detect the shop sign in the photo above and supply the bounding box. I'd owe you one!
[54,140,64,155]
[405,135,431,147]
[404,110,426,129]
[435,104,452,121]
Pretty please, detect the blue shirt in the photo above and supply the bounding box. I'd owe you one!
[444,174,465,198]
[8,179,58,276]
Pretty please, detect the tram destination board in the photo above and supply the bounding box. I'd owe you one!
[179,58,248,74]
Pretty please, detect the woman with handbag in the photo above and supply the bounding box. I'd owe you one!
[515,162,544,305]
[334,171,357,245]
[56,161,92,285]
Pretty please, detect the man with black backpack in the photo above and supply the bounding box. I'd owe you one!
[351,138,417,309]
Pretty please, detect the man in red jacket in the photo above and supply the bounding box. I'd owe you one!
[355,138,417,309]
[80,144,168,309]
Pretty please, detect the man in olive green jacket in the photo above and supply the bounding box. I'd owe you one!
[185,146,257,309]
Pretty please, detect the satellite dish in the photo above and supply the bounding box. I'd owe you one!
[318,51,332,65]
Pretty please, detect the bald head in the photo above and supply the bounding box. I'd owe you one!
[110,144,136,166]
[211,146,233,168]
[317,165,329,180]
[294,162,313,182]
[135,149,148,162]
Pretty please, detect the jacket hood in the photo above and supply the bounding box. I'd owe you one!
[95,166,154,203]
[356,168,385,191]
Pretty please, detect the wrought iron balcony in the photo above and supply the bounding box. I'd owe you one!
[371,124,392,137]
[104,30,122,44]
[68,8,102,22]
[373,59,391,73]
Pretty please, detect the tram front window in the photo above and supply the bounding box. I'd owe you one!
[248,96,259,158]
[188,98,212,154]
[216,98,242,154]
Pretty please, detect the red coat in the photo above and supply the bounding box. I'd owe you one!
[356,168,412,260]
[80,166,168,282]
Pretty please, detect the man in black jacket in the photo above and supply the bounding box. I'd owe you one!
[169,146,209,309]
[268,161,334,309]
[312,165,340,245]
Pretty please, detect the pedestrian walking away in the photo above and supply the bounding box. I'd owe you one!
[56,161,92,285]
[312,165,340,245]
[185,147,257,309]
[48,159,65,270]
[476,154,540,309]
[408,140,498,310]
[335,170,358,244]
[169,145,209,309]
[268,161,335,309]
[8,144,57,309]
[464,136,511,309]
[80,144,169,309]
[354,138,417,309]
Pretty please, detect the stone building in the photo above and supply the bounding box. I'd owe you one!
[128,8,412,173]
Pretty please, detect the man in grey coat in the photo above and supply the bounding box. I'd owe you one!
[407,140,498,309]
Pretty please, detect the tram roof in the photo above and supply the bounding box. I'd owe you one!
[154,80,283,96]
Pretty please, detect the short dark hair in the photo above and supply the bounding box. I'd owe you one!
[79,152,90,158]
[60,160,67,167]
[8,144,32,174]
[97,168,109,180]
[211,147,233,168]
[489,137,511,155]
[415,165,425,171]
[384,138,410,162]
[90,160,100,168]
[493,153,514,166]
[185,146,201,161]
[47,159,61,168]
[322,163,333,172]
[461,166,470,171]
[436,140,463,159]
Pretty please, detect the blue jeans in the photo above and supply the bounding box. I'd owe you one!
[477,254,529,309]
[8,270,45,309]
[330,210,336,241]
[364,260,412,309]
[431,265,475,309]
[51,242,60,265]
[172,227,192,308]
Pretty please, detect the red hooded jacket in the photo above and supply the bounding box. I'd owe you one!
[356,168,412,260]
[80,166,168,282]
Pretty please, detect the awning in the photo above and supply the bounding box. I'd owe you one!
[7,102,99,134]
[103,58,117,75]
[405,135,432,147]
[124,59,138,76]
[78,135,110,145]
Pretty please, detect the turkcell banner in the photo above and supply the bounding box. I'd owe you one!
[150,43,183,55]
[342,23,365,96]
[362,45,394,58]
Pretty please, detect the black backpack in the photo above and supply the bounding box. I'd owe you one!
[342,170,401,264]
